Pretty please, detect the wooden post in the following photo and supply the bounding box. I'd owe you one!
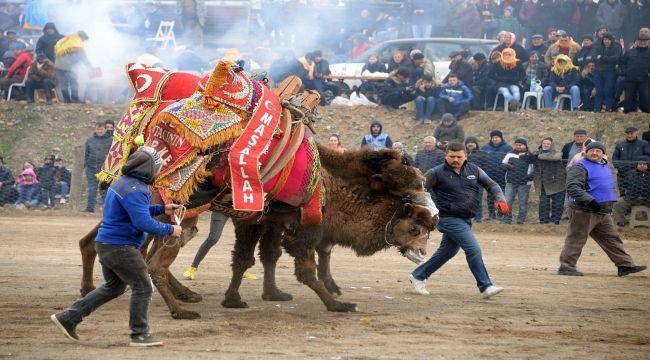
[70,145,85,211]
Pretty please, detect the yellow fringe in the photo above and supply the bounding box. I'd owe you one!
[157,154,214,204]
[150,112,244,151]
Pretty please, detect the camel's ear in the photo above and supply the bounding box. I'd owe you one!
[402,202,414,216]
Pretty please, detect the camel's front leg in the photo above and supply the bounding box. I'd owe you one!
[222,221,261,308]
[259,226,292,301]
[79,222,100,297]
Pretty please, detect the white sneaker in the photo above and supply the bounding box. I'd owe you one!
[408,274,429,295]
[480,285,504,299]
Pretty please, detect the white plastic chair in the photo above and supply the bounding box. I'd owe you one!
[6,66,30,101]
[522,91,543,110]
[146,21,176,49]
[555,94,573,111]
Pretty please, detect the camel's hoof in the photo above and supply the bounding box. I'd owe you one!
[328,302,358,312]
[262,290,293,301]
[80,287,95,297]
[176,291,203,303]
[171,309,201,320]
[221,298,249,308]
[323,281,342,298]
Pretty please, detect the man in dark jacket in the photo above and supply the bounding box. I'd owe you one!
[480,130,513,220]
[470,52,490,110]
[35,22,64,63]
[613,157,650,226]
[532,136,566,224]
[436,74,473,120]
[501,137,533,224]
[25,53,57,104]
[612,126,650,195]
[619,33,650,113]
[0,155,16,206]
[378,67,416,109]
[408,142,508,298]
[83,122,112,213]
[558,141,646,277]
[561,129,589,166]
[543,54,581,110]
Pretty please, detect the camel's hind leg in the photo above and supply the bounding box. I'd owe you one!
[79,222,100,296]
[260,225,292,301]
[285,225,358,312]
[222,221,261,308]
[316,244,342,297]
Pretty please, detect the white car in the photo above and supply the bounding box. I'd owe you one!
[329,37,499,91]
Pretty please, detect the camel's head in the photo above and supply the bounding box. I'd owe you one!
[389,198,439,265]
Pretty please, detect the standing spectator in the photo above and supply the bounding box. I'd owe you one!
[378,67,416,110]
[574,34,597,69]
[414,136,445,174]
[558,141,646,277]
[613,157,650,227]
[494,32,530,64]
[327,133,346,153]
[443,51,473,87]
[408,142,507,299]
[437,74,473,120]
[595,0,625,40]
[52,158,72,204]
[501,137,533,224]
[176,0,205,45]
[83,122,112,213]
[579,61,596,113]
[360,119,392,150]
[268,49,302,87]
[518,0,541,43]
[359,53,387,96]
[0,3,21,34]
[0,41,32,97]
[481,130,513,220]
[312,50,338,104]
[104,119,115,136]
[297,52,316,92]
[470,52,490,110]
[561,129,590,167]
[532,137,566,224]
[544,29,582,64]
[487,48,526,111]
[37,155,56,209]
[51,147,182,346]
[622,0,650,47]
[15,166,40,209]
[612,126,650,195]
[0,156,16,206]
[543,54,581,110]
[619,33,650,114]
[0,30,18,66]
[54,30,95,103]
[434,113,465,148]
[576,0,598,42]
[25,53,56,105]
[643,123,650,142]
[465,136,488,221]
[141,1,164,38]
[406,0,435,38]
[526,34,549,62]
[497,6,522,40]
[457,0,482,39]
[413,74,437,125]
[406,50,434,86]
[35,22,64,63]
[386,50,411,74]
[592,32,622,112]
[477,0,501,40]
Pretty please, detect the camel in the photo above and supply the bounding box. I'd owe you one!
[78,60,438,319]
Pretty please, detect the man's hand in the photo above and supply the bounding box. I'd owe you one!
[170,225,182,237]
[587,200,602,213]
[164,203,181,216]
[496,201,510,215]
[448,97,456,103]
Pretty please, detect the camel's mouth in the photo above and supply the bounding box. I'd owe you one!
[404,248,427,265]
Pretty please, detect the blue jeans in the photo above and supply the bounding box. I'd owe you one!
[60,242,154,336]
[85,166,100,211]
[593,70,617,112]
[504,183,531,224]
[415,95,435,120]
[498,85,520,103]
[543,85,581,109]
[411,216,494,292]
[412,24,432,38]
[15,184,39,207]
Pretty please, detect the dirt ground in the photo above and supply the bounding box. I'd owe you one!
[0,212,648,359]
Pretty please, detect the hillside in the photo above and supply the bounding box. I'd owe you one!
[1,102,647,174]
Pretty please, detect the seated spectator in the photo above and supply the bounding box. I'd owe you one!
[268,49,303,87]
[359,53,388,99]
[409,49,435,80]
[37,155,56,208]
[392,142,414,164]
[0,41,32,98]
[443,51,473,87]
[614,157,650,227]
[487,48,525,110]
[386,50,411,74]
[25,53,56,105]
[543,54,581,110]
[526,34,548,62]
[360,119,392,150]
[579,61,596,112]
[0,155,16,206]
[470,52,489,110]
[493,31,530,64]
[0,31,18,66]
[501,137,533,224]
[378,67,416,110]
[52,158,72,204]
[523,51,549,98]
[327,133,346,153]
[312,50,338,104]
[544,29,582,64]
[433,113,465,148]
[15,166,40,209]
[298,51,316,91]
[413,74,437,124]
[436,73,473,120]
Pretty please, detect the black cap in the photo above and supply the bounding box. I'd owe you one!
[637,33,650,40]
[625,126,638,133]
[582,34,594,41]
[514,137,528,146]
[473,52,486,61]
[449,50,461,58]
[585,141,606,154]
[490,130,503,139]
[531,34,544,39]
[573,129,587,135]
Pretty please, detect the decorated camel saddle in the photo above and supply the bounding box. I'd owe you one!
[99,60,323,224]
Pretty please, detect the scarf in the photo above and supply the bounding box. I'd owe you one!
[54,34,85,57]
[298,56,314,80]
[551,54,578,76]
[499,48,519,70]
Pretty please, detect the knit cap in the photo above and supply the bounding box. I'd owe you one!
[585,141,606,154]
[514,137,528,146]
[489,130,503,139]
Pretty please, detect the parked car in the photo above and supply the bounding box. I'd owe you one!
[329,38,499,91]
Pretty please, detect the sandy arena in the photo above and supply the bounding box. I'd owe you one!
[0,213,648,359]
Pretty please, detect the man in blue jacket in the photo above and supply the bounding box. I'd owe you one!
[409,142,509,299]
[51,146,183,346]
[436,73,473,120]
